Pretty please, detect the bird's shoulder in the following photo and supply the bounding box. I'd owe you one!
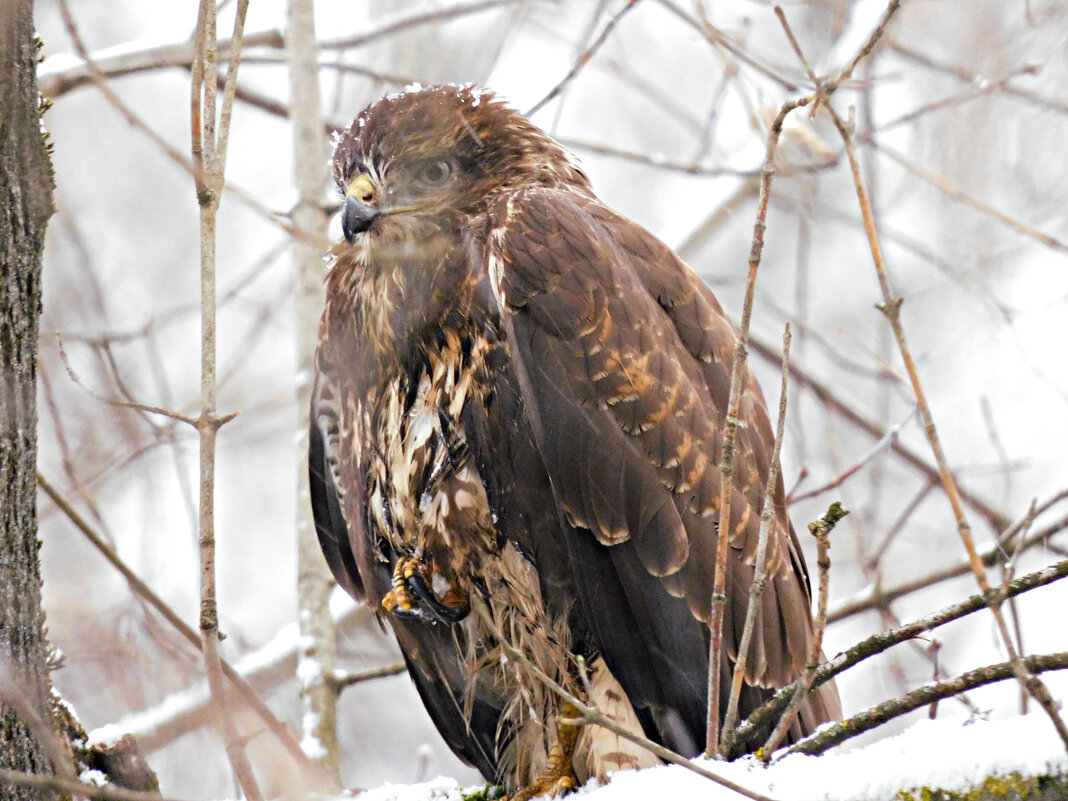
[480,185,734,365]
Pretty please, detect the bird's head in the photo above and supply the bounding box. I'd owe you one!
[331,84,591,245]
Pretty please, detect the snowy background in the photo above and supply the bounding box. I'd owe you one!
[30,0,1068,798]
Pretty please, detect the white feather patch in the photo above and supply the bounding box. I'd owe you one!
[574,657,661,783]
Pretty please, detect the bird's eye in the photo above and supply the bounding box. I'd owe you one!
[419,160,452,186]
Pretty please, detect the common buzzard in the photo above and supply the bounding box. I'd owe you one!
[309,84,840,796]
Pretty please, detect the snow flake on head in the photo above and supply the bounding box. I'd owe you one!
[385,82,426,103]
[451,82,486,106]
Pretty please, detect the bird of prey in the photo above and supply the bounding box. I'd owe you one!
[309,83,840,797]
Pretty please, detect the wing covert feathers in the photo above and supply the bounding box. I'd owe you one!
[493,187,814,687]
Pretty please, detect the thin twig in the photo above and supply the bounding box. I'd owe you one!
[721,324,792,749]
[320,0,526,50]
[863,63,1041,142]
[775,2,1068,749]
[559,138,776,177]
[53,336,199,426]
[829,509,1068,622]
[1003,500,1037,714]
[41,451,311,766]
[709,0,906,757]
[762,502,847,755]
[468,597,777,801]
[93,606,374,754]
[526,0,641,117]
[192,2,265,797]
[748,334,1011,534]
[787,408,915,505]
[654,0,803,91]
[0,767,187,801]
[53,0,326,248]
[889,38,1068,117]
[332,662,408,690]
[786,651,1068,757]
[706,93,809,758]
[875,142,1068,255]
[825,0,901,95]
[731,557,1068,753]
[53,237,290,348]
[863,479,935,571]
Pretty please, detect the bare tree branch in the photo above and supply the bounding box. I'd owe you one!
[889,38,1068,117]
[786,651,1068,757]
[721,324,791,748]
[320,0,528,50]
[191,3,266,796]
[37,31,285,98]
[829,509,1068,622]
[332,662,408,690]
[762,501,846,755]
[749,334,1013,533]
[732,557,1068,753]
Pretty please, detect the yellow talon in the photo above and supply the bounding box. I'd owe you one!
[381,554,471,623]
[510,705,580,801]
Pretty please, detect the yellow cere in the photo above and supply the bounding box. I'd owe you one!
[347,173,377,205]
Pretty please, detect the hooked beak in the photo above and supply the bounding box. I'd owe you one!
[342,173,380,243]
[342,195,379,243]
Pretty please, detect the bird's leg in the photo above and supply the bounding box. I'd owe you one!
[381,557,421,619]
[381,554,470,624]
[510,704,581,801]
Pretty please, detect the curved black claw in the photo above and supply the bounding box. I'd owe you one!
[388,603,436,623]
[382,555,470,625]
[407,570,470,624]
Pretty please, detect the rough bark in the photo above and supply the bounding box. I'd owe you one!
[0,0,56,798]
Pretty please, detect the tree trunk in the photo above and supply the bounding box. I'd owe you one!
[286,0,342,786]
[0,1,57,798]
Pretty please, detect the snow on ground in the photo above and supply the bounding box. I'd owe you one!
[351,713,1066,801]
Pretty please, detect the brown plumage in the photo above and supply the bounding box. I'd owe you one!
[309,84,840,791]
